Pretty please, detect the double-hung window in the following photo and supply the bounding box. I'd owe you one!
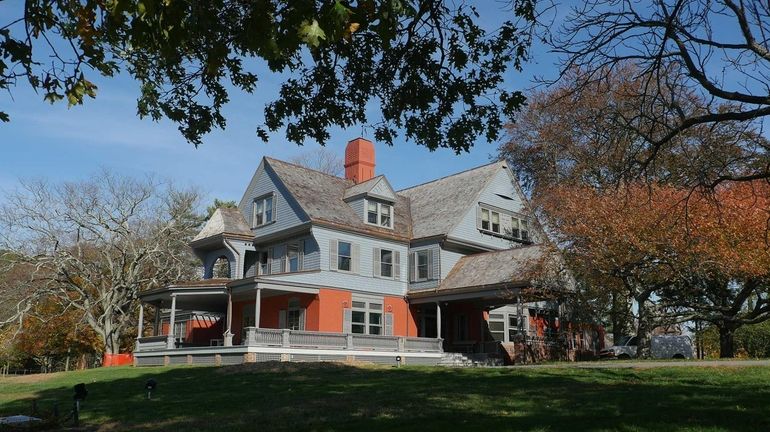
[286,298,304,330]
[351,300,383,335]
[252,194,274,228]
[365,200,393,228]
[414,250,431,281]
[509,216,530,241]
[521,219,530,241]
[481,208,490,231]
[380,249,393,277]
[480,207,501,234]
[285,242,300,272]
[367,201,378,224]
[338,241,352,272]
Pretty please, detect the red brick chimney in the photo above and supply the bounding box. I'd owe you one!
[344,138,375,183]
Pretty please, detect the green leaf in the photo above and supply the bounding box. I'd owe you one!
[298,19,326,48]
[0,111,9,122]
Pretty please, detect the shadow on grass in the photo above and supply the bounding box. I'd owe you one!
[1,363,769,431]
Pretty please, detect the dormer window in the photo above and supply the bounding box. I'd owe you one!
[252,194,275,228]
[365,199,393,229]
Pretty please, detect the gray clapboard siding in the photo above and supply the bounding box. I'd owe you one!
[449,167,530,250]
[260,226,408,296]
[259,235,319,273]
[439,247,465,280]
[348,198,366,220]
[237,159,309,240]
[407,241,441,291]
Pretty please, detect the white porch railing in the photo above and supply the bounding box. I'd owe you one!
[136,328,443,353]
[135,335,169,352]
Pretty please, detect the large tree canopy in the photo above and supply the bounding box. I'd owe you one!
[1,0,534,151]
[550,0,770,183]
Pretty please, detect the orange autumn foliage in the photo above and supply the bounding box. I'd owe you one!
[541,182,770,284]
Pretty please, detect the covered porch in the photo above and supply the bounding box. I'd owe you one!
[134,278,443,366]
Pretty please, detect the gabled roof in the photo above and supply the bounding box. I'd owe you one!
[398,161,504,240]
[265,158,412,241]
[192,207,252,242]
[343,175,396,202]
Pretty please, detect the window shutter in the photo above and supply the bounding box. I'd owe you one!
[384,313,394,336]
[278,310,287,328]
[373,247,381,277]
[267,247,274,274]
[329,239,338,271]
[476,205,482,229]
[351,243,360,274]
[409,252,415,282]
[343,308,352,333]
[299,240,305,270]
[393,251,401,280]
[427,249,434,280]
[272,193,277,222]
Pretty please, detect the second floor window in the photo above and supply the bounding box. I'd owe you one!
[252,194,274,228]
[338,241,352,271]
[286,242,300,272]
[410,249,432,281]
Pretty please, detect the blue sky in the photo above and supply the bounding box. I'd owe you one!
[0,2,558,205]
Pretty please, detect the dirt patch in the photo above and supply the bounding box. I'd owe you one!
[0,372,62,385]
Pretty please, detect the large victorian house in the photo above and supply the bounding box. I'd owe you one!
[133,138,589,367]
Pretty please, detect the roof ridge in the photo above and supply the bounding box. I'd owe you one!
[265,156,352,183]
[397,160,504,192]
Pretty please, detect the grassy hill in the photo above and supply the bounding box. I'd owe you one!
[1,363,769,431]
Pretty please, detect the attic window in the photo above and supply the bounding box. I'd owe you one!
[252,194,275,228]
[365,199,393,229]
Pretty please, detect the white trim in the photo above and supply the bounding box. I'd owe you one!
[363,199,394,229]
[135,346,443,358]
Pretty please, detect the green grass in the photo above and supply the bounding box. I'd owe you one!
[1,363,769,431]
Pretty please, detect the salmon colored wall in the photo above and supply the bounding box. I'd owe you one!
[317,288,351,332]
[384,295,417,337]
[229,289,415,337]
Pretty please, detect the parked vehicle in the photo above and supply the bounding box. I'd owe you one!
[599,335,694,359]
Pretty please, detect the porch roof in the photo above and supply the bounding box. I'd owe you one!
[408,245,572,304]
[138,277,321,310]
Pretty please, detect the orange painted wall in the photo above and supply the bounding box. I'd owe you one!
[317,288,351,332]
[384,295,417,337]
[229,288,415,338]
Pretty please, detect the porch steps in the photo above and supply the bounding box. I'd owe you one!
[438,352,503,367]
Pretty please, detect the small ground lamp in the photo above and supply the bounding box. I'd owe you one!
[145,378,157,400]
[72,383,88,426]
[396,355,402,367]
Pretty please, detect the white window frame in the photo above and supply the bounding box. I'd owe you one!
[285,241,302,273]
[364,199,394,229]
[286,298,305,331]
[351,299,383,335]
[252,193,275,228]
[415,250,430,281]
[337,241,353,272]
[380,248,393,278]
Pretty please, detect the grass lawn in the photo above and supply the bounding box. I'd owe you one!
[1,363,769,431]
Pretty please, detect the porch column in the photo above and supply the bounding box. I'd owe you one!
[167,295,177,349]
[436,302,442,339]
[153,301,161,336]
[255,287,262,329]
[224,290,233,347]
[137,303,144,339]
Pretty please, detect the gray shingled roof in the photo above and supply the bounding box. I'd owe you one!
[398,161,503,240]
[438,245,550,292]
[265,158,412,241]
[342,175,395,201]
[192,207,252,242]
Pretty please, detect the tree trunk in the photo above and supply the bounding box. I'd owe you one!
[635,298,653,359]
[719,325,736,358]
[610,291,631,343]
